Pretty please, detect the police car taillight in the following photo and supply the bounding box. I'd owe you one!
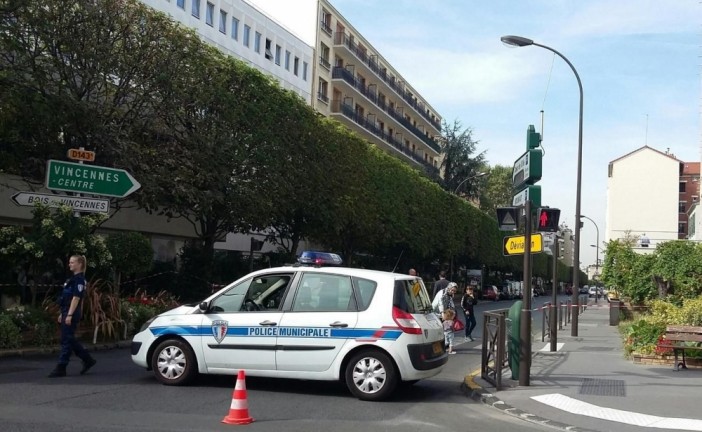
[392,306,422,334]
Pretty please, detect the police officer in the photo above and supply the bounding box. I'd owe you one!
[48,255,96,378]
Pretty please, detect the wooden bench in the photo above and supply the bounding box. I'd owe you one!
[657,325,702,371]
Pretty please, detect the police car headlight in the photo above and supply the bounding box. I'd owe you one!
[140,317,157,333]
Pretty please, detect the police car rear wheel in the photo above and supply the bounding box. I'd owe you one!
[345,350,397,401]
[152,339,197,386]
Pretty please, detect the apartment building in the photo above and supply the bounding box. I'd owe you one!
[605,146,692,252]
[312,0,442,177]
[140,0,314,103]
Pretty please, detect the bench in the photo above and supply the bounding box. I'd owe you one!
[657,325,702,371]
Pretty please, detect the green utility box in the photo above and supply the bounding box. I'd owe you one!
[508,300,522,380]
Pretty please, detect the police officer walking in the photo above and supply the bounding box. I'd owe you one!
[48,255,96,378]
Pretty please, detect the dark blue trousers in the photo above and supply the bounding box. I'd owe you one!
[58,318,90,365]
[465,313,477,338]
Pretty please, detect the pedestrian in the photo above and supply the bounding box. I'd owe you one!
[432,270,449,297]
[442,308,457,354]
[432,281,456,315]
[48,255,96,378]
[461,286,478,342]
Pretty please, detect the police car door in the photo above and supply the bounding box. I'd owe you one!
[276,273,358,372]
[201,273,291,373]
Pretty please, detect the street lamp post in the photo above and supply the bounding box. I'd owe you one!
[581,214,599,301]
[454,172,487,195]
[500,35,584,337]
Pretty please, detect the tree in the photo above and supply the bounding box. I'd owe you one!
[479,164,513,215]
[650,241,702,301]
[439,119,486,199]
[106,232,153,295]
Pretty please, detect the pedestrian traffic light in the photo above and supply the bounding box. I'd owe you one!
[536,207,560,232]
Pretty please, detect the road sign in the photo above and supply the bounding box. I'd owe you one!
[67,148,96,162]
[512,149,542,189]
[503,233,543,256]
[512,185,541,208]
[11,192,110,214]
[46,160,140,198]
[496,207,519,231]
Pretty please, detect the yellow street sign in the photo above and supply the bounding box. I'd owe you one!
[503,233,543,256]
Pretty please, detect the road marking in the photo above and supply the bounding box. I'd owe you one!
[532,393,702,431]
[538,343,564,352]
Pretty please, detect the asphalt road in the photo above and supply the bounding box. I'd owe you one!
[0,297,571,432]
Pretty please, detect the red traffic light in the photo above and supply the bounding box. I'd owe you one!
[536,207,560,232]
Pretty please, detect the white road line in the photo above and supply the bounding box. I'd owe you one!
[538,343,564,352]
[531,393,702,431]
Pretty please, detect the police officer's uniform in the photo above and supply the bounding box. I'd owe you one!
[48,272,96,377]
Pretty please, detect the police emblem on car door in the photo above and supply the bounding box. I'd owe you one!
[212,320,228,344]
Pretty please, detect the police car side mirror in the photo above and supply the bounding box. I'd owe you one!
[198,301,209,312]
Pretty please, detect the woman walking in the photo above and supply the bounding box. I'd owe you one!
[461,286,478,342]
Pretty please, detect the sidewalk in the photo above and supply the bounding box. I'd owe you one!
[0,340,131,359]
[464,303,702,432]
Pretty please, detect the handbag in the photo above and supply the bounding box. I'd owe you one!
[452,318,465,332]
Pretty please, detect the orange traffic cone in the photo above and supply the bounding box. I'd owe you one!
[222,370,254,425]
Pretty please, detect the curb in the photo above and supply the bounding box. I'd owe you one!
[461,371,598,432]
[0,340,131,359]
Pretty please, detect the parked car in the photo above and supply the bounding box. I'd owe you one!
[484,285,499,301]
[579,285,589,294]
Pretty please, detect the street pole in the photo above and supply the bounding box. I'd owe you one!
[550,234,558,351]
[519,200,532,386]
[581,214,599,302]
[499,36,584,337]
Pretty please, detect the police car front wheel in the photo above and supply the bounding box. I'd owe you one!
[151,339,198,386]
[344,349,398,401]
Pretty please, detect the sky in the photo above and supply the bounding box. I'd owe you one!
[247,0,701,271]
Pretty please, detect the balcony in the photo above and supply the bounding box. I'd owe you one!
[331,67,440,153]
[333,32,441,131]
[330,99,439,178]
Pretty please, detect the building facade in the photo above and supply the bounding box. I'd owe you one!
[312,0,442,177]
[606,146,688,252]
[140,0,314,103]
[678,162,700,239]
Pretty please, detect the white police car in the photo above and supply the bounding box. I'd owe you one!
[131,252,447,401]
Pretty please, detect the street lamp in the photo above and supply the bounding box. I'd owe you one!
[501,35,584,337]
[454,172,487,195]
[581,214,599,300]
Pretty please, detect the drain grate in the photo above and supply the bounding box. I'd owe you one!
[579,378,626,397]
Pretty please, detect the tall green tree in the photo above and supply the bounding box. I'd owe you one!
[480,164,513,215]
[439,119,486,199]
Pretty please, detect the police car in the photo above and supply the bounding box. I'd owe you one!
[131,252,447,401]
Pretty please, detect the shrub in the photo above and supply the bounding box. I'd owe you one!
[0,314,21,349]
[622,319,665,356]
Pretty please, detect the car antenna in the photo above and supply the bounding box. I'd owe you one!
[391,249,404,273]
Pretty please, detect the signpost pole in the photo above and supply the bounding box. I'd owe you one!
[519,200,532,386]
[550,236,558,352]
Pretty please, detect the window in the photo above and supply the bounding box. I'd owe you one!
[679,222,686,234]
[293,56,299,76]
[317,78,328,103]
[302,61,308,81]
[264,38,273,60]
[319,43,330,69]
[393,279,431,314]
[320,9,332,35]
[231,17,239,40]
[219,10,227,33]
[176,0,185,9]
[285,50,291,70]
[254,31,261,53]
[679,202,686,213]
[275,45,281,65]
[205,2,214,26]
[209,274,291,313]
[680,182,687,193]
[243,24,250,47]
[292,274,355,312]
[191,0,200,18]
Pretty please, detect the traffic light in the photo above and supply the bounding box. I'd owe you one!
[526,124,541,150]
[536,207,560,232]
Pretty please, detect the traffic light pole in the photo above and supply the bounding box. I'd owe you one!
[519,200,532,386]
[550,236,558,352]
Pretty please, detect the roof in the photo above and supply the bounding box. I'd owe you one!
[608,145,682,165]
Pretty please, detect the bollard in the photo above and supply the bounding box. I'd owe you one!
[558,301,563,330]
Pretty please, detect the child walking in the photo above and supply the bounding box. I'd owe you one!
[442,308,457,354]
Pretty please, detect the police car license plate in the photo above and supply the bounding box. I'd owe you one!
[432,341,443,355]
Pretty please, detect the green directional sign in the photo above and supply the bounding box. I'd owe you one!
[512,149,542,190]
[46,160,141,198]
[513,185,541,208]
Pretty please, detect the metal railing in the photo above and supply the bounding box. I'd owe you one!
[481,309,509,390]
